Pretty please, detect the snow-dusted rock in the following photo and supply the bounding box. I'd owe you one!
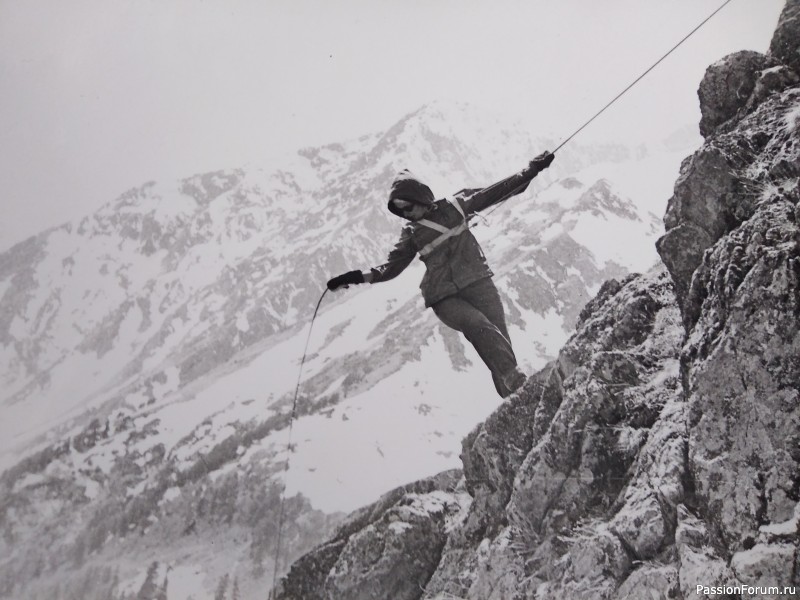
[683,194,800,551]
[747,65,800,114]
[770,0,800,74]
[459,365,561,538]
[659,85,800,320]
[698,51,779,137]
[675,506,737,598]
[614,563,679,600]
[657,22,800,568]
[273,470,464,600]
[731,543,797,589]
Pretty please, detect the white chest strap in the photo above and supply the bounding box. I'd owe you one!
[417,198,468,257]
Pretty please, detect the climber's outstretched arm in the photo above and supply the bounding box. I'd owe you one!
[368,225,416,284]
[327,225,416,291]
[464,151,555,214]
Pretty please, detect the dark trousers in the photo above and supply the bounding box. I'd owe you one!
[432,278,520,397]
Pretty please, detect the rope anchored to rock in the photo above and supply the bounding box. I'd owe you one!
[268,1,738,595]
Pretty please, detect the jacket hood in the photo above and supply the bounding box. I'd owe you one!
[387,169,436,219]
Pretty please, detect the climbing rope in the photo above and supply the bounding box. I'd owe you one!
[270,287,329,598]
[483,0,734,221]
[268,1,737,592]
[552,0,734,153]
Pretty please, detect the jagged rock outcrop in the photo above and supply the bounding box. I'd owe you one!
[273,470,465,600]
[658,5,800,583]
[659,0,800,315]
[273,4,800,598]
[419,267,684,600]
[276,264,687,600]
[662,2,800,585]
[697,51,782,137]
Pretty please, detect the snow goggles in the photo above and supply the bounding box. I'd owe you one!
[392,199,416,213]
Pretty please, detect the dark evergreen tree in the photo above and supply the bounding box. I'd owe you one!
[231,577,241,600]
[155,573,168,600]
[214,573,229,600]
[136,562,160,600]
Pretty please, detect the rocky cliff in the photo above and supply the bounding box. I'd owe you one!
[272,2,800,598]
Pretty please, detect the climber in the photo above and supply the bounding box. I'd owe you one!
[326,152,555,398]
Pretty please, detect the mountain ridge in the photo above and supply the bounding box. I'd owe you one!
[1,98,695,599]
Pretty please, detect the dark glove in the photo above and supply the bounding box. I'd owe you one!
[327,270,365,291]
[529,151,555,173]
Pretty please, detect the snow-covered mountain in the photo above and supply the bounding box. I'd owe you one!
[274,3,800,597]
[0,100,697,599]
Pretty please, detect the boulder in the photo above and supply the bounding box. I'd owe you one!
[273,470,464,600]
[613,563,679,600]
[324,491,452,600]
[460,365,560,538]
[698,51,778,138]
[656,222,714,314]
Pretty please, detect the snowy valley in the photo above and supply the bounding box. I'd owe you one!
[0,101,697,599]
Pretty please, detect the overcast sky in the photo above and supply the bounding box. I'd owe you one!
[0,0,785,250]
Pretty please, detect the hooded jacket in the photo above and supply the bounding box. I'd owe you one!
[370,166,541,307]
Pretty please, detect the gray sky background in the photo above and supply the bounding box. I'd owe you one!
[0,0,785,250]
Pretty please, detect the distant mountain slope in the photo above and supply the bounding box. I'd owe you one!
[0,100,696,599]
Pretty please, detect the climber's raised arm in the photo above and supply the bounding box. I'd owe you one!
[463,151,555,214]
